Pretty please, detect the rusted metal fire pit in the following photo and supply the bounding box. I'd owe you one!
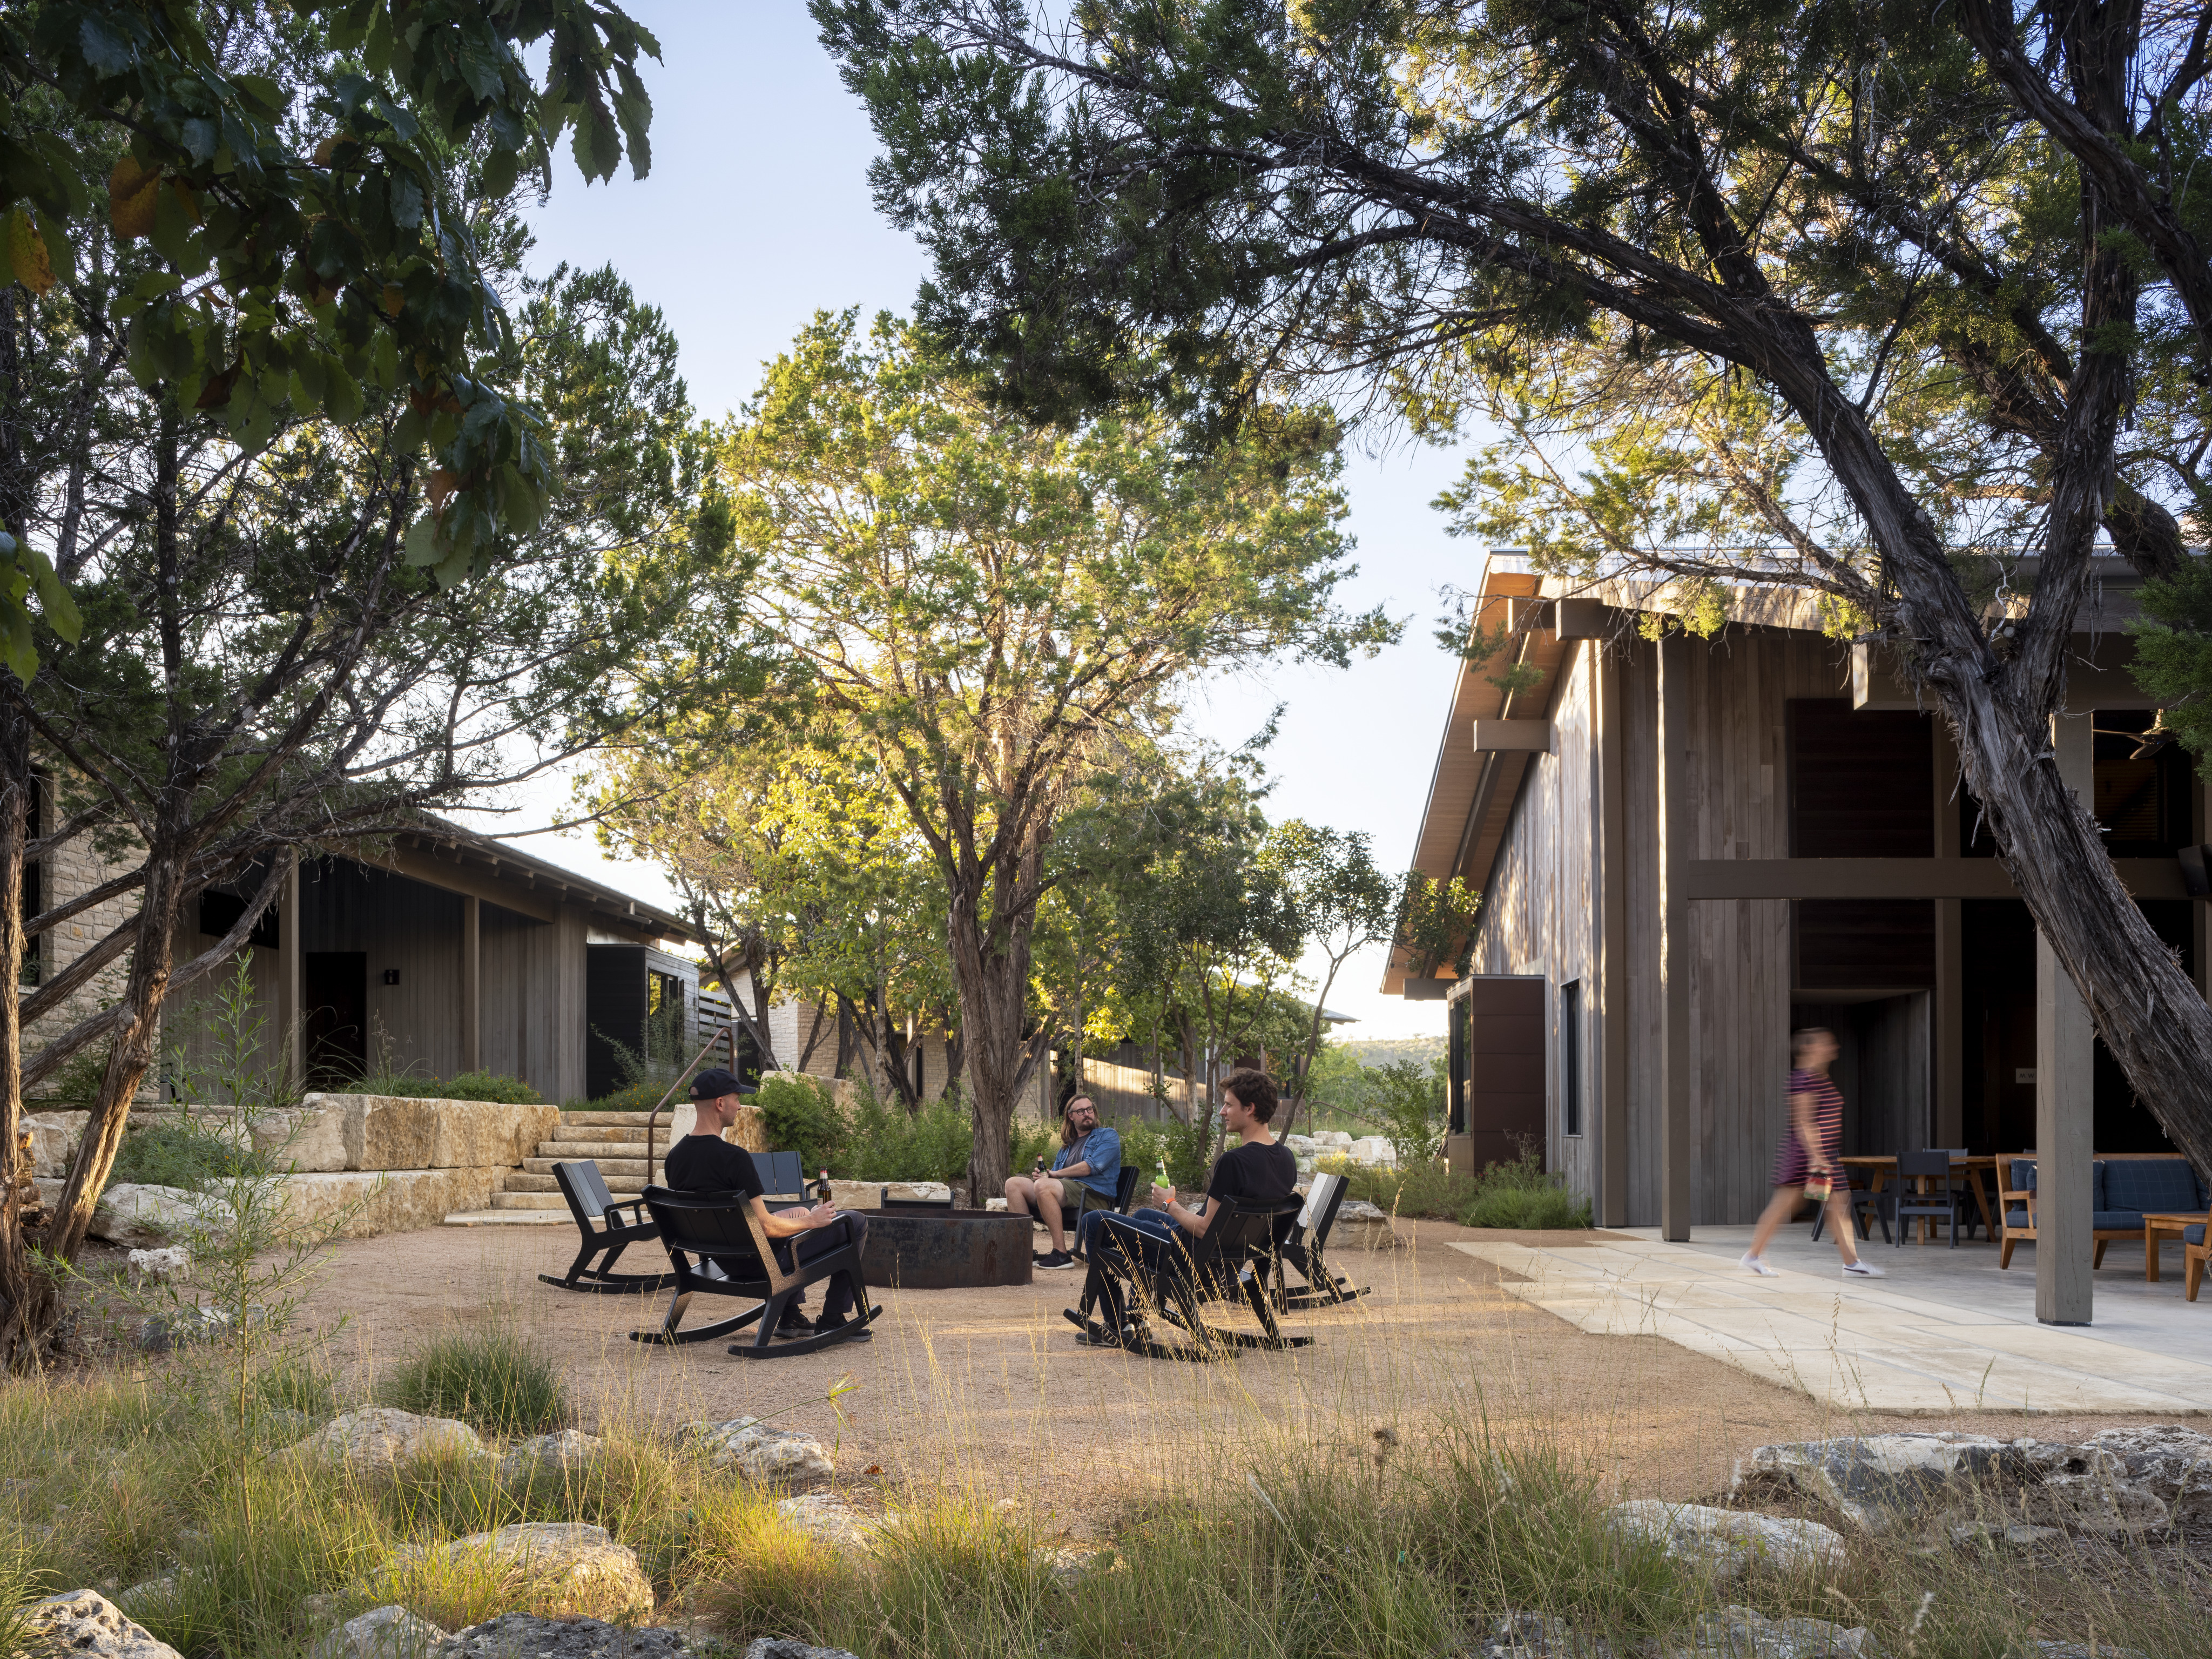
[860,1207,1033,1289]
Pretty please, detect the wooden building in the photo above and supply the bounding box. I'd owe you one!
[172,821,705,1105]
[1385,553,2206,1324]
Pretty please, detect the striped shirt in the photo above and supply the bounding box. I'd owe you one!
[1774,1067,1843,1186]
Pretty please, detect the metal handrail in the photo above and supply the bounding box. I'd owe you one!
[643,1022,738,1185]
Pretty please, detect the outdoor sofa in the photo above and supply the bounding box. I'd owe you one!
[1998,1156,2211,1270]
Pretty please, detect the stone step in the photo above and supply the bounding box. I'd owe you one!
[489,1191,569,1209]
[534,1140,658,1161]
[442,1209,570,1226]
[503,1171,646,1196]
[524,1156,648,1177]
[543,1125,652,1144]
[556,1111,662,1128]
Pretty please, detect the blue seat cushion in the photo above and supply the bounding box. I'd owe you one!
[2009,1161,2108,1206]
[2093,1210,2145,1231]
[2186,1224,2206,1246]
[2005,1208,2031,1230]
[2102,1158,2202,1215]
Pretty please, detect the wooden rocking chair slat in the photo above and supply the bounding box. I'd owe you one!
[536,1160,678,1294]
[628,1184,880,1360]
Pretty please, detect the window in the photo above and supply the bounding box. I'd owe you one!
[1560,980,1583,1137]
[646,969,686,1068]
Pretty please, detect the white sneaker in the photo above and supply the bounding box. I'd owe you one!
[1738,1253,1778,1277]
[1842,1260,1887,1278]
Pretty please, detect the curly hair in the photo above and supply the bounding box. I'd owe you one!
[1220,1068,1279,1123]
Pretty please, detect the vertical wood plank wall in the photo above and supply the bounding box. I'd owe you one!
[1468,624,1857,1225]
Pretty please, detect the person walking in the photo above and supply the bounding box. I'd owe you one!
[1741,1028,1886,1279]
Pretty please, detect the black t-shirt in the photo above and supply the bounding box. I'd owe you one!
[663,1135,763,1199]
[1205,1139,1298,1209]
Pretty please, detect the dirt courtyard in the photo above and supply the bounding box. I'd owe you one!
[294,1218,2179,1520]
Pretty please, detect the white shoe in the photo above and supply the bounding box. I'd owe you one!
[1842,1260,1886,1278]
[1738,1253,1778,1277]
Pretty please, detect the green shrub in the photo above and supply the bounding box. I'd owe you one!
[104,1120,267,1193]
[840,1089,970,1183]
[1330,1158,1483,1219]
[1368,1056,1448,1167]
[342,1069,542,1103]
[379,1328,569,1437]
[1459,1183,1593,1229]
[757,1073,848,1172]
[568,1076,687,1113]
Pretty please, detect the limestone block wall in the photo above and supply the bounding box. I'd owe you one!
[26,786,147,1083]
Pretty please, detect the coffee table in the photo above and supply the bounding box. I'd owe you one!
[2143,1211,2207,1283]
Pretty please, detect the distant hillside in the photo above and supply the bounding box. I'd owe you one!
[1327,1035,1447,1071]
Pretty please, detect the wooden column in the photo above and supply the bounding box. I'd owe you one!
[1594,640,1630,1228]
[461,894,481,1073]
[275,851,302,1094]
[1932,724,1965,1148]
[1657,632,1695,1240]
[2036,711,2096,1326]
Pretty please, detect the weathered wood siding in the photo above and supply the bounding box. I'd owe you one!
[1465,640,1602,1198]
[1475,625,1868,1224]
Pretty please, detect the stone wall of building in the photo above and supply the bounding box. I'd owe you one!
[25,778,151,1100]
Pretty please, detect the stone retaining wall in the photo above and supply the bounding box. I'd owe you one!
[27,1095,558,1241]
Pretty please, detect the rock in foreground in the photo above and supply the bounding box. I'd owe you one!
[1735,1426,2212,1535]
[1606,1502,1845,1582]
[743,1642,862,1659]
[22,1590,184,1659]
[311,1605,448,1659]
[500,1429,605,1482]
[687,1418,833,1486]
[432,1615,690,1659]
[283,1408,487,1473]
[387,1523,653,1623]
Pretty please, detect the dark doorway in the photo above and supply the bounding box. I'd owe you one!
[303,951,368,1090]
[1960,900,2185,1155]
[1459,977,1546,1173]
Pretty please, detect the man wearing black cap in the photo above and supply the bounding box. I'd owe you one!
[666,1068,872,1342]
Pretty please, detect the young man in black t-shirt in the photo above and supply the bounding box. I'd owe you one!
[666,1068,873,1341]
[1071,1068,1296,1343]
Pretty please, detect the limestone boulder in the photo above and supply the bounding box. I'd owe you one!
[433,1615,691,1659]
[387,1523,652,1623]
[499,1429,605,1483]
[309,1606,449,1659]
[126,1246,191,1282]
[689,1418,833,1486]
[279,1169,512,1237]
[281,1407,487,1473]
[2066,1425,2212,1521]
[82,1183,220,1249]
[1346,1136,1398,1166]
[771,1493,880,1552]
[21,1590,184,1659]
[322,1096,559,1173]
[1330,1198,1404,1250]
[23,1111,85,1177]
[821,1178,950,1210]
[1679,1606,1877,1658]
[1606,1501,1847,1581]
[253,1102,352,1172]
[1733,1433,2025,1531]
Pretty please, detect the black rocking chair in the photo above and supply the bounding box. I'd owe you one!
[1063,1193,1312,1362]
[1253,1170,1371,1310]
[537,1161,676,1294]
[629,1185,881,1359]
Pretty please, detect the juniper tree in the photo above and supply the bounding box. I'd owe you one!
[820,0,2212,1176]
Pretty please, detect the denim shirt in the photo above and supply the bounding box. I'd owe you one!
[1053,1125,1122,1199]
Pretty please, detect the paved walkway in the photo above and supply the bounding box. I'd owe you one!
[1451,1224,2212,1414]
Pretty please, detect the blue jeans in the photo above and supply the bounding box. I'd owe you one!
[1077,1208,1192,1331]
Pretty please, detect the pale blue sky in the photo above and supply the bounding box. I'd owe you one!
[499,2,1469,1038]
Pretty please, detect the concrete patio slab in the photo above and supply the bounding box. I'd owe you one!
[1450,1225,2212,1414]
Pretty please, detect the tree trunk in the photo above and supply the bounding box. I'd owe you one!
[0,700,43,1367]
[948,841,1043,1203]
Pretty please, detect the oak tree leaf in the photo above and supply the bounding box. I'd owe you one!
[109,156,161,240]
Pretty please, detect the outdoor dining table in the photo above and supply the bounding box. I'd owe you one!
[1837,1154,1999,1243]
